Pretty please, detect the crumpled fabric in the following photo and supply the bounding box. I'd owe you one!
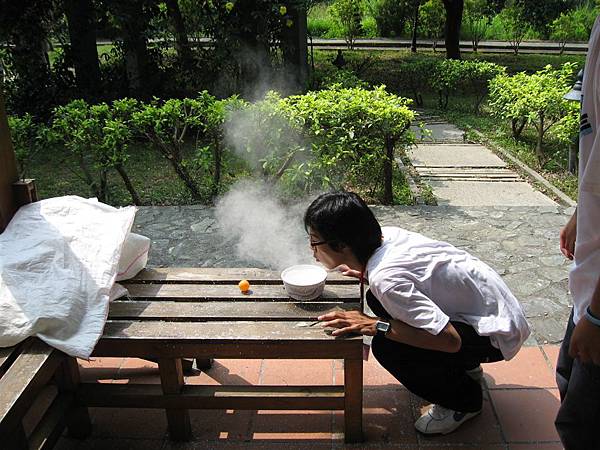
[0,196,136,358]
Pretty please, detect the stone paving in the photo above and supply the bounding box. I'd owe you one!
[133,204,574,346]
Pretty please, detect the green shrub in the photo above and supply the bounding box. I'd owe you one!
[8,114,50,180]
[419,0,445,51]
[366,0,409,38]
[331,0,363,48]
[488,63,579,164]
[285,85,416,203]
[550,5,599,53]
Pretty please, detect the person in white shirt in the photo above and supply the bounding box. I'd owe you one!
[555,15,600,450]
[306,191,530,435]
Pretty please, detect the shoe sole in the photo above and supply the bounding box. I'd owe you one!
[415,409,482,435]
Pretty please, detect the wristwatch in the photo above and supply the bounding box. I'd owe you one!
[375,320,391,336]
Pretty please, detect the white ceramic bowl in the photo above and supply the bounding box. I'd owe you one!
[281,264,327,301]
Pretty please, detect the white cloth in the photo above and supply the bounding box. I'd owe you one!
[0,196,136,358]
[570,15,600,325]
[366,227,530,360]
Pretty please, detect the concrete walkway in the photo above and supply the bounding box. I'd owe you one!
[409,115,558,207]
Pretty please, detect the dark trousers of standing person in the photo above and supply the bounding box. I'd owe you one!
[366,290,504,413]
[555,309,600,450]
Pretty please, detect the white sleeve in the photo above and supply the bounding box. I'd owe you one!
[377,281,450,336]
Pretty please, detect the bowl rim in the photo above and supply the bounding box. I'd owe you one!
[280,264,327,287]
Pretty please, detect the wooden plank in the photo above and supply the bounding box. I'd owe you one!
[108,301,356,321]
[158,359,191,441]
[0,339,63,435]
[77,383,345,410]
[0,345,21,375]
[100,320,362,342]
[344,358,364,443]
[27,391,70,450]
[128,267,358,284]
[123,283,359,301]
[93,336,362,360]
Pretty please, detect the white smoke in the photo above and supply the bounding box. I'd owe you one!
[215,179,315,270]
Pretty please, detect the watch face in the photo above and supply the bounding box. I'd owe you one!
[376,321,390,333]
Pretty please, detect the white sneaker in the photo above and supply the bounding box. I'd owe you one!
[414,404,481,435]
[466,365,484,382]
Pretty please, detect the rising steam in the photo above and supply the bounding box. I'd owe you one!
[215,180,315,270]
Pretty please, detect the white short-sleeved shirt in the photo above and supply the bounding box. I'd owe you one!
[366,227,531,360]
[570,15,600,325]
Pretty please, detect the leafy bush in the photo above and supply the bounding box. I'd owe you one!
[550,5,599,53]
[431,59,505,111]
[462,0,491,51]
[284,85,416,203]
[331,0,363,48]
[488,63,579,164]
[50,99,141,204]
[366,0,410,38]
[419,0,445,51]
[8,114,50,180]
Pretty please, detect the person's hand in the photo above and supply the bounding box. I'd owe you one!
[560,212,577,260]
[330,264,363,280]
[318,310,377,336]
[569,316,600,365]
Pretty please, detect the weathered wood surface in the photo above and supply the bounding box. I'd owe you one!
[128,267,357,284]
[122,283,359,301]
[0,339,63,435]
[108,300,355,321]
[92,268,364,442]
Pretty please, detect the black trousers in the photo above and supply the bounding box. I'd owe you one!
[555,309,600,450]
[367,290,503,412]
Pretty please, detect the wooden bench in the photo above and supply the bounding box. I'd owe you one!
[77,267,364,443]
[0,339,91,449]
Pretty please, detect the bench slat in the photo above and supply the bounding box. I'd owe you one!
[122,283,359,301]
[128,267,357,284]
[78,383,345,410]
[101,320,361,341]
[0,339,63,434]
[0,345,21,375]
[108,301,356,321]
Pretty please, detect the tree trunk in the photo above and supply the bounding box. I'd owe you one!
[64,0,101,100]
[282,6,309,93]
[109,0,154,98]
[442,0,463,60]
[383,137,395,205]
[115,163,142,205]
[535,114,545,164]
[165,0,192,64]
[212,137,221,198]
[411,6,419,53]
[511,118,526,138]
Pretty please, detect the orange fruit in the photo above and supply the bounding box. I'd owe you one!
[238,279,250,293]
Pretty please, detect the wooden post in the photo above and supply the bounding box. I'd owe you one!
[158,358,191,441]
[0,89,18,233]
[55,357,92,439]
[344,358,363,443]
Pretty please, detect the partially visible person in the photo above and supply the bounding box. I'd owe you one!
[305,191,530,435]
[555,14,600,450]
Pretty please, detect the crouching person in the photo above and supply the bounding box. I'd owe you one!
[306,191,530,435]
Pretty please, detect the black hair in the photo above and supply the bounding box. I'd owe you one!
[304,191,382,266]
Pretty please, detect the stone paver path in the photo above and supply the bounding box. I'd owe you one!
[408,115,557,207]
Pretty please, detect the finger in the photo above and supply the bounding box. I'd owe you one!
[331,326,353,336]
[318,312,343,321]
[322,319,348,329]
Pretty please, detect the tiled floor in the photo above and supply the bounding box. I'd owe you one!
[55,345,564,450]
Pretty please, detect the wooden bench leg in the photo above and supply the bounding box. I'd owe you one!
[195,358,213,371]
[55,357,92,439]
[158,358,191,441]
[344,358,363,443]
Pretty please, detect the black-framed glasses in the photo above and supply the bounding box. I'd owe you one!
[309,239,328,248]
